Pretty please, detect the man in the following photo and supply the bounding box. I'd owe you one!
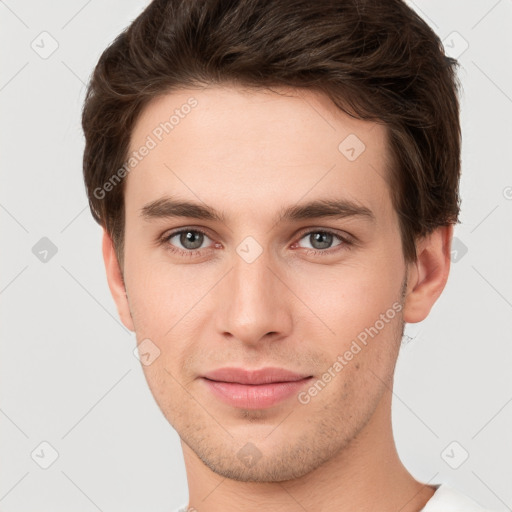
[81,0,494,510]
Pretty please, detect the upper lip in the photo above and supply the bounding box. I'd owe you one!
[202,367,312,385]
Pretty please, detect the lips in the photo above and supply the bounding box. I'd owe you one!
[202,367,311,385]
[201,367,313,409]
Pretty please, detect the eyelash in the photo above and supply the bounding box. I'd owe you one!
[158,227,354,259]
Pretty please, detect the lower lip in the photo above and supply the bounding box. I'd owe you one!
[201,377,312,409]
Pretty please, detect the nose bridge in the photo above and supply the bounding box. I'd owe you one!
[217,245,292,344]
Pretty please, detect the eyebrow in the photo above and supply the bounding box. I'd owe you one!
[140,196,375,224]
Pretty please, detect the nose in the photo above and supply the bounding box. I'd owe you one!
[215,249,293,347]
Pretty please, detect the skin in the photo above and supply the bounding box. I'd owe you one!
[102,85,452,511]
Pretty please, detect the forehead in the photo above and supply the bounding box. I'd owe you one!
[125,85,393,226]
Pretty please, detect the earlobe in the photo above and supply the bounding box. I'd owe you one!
[403,225,453,324]
[101,229,135,332]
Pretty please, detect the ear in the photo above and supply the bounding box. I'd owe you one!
[403,225,453,323]
[102,229,135,332]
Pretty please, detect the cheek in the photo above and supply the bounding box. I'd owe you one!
[124,252,223,360]
[124,244,184,331]
[287,254,404,346]
[124,223,405,349]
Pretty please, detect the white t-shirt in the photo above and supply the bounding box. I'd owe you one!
[174,483,495,511]
[420,483,495,511]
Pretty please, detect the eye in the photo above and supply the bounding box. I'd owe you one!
[294,230,351,255]
[159,227,353,259]
[161,228,215,256]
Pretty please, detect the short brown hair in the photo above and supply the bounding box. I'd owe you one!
[82,0,462,268]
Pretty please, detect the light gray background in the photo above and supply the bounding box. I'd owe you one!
[1,1,511,511]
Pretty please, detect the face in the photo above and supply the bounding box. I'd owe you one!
[118,85,411,482]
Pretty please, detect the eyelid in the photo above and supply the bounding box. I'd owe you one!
[290,229,355,256]
[294,227,354,243]
[159,225,356,256]
[159,226,217,250]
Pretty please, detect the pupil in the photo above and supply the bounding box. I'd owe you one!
[181,231,203,250]
[311,232,332,250]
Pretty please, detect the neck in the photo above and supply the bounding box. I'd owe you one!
[181,387,436,512]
